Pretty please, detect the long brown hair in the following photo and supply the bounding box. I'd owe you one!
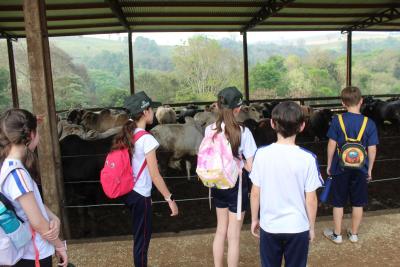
[214,98,242,158]
[0,109,40,182]
[111,110,145,155]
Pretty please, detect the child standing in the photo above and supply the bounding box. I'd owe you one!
[206,87,257,267]
[0,109,68,267]
[324,86,378,243]
[250,101,322,267]
[117,92,178,267]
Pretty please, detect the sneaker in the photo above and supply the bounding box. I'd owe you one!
[323,229,343,244]
[347,229,359,243]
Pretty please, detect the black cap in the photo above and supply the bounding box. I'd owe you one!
[123,91,161,115]
[218,87,243,109]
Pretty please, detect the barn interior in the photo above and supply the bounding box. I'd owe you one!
[1,0,400,239]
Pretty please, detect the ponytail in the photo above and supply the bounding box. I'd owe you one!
[111,110,145,154]
[111,120,137,152]
[214,102,241,158]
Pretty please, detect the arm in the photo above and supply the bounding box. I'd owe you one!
[18,193,68,266]
[42,205,60,241]
[305,191,318,242]
[244,156,253,173]
[367,145,377,181]
[250,185,260,238]
[326,139,337,176]
[146,149,178,216]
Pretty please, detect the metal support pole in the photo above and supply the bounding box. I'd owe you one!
[23,0,70,238]
[128,31,135,95]
[346,31,352,87]
[242,31,250,101]
[7,38,19,108]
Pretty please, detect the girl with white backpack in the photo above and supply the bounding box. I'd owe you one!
[197,87,257,267]
[0,109,68,267]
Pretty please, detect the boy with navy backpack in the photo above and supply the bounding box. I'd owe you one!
[324,86,378,244]
[250,101,323,267]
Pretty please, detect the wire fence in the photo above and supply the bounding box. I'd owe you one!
[63,176,400,209]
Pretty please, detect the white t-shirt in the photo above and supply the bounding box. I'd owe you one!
[0,159,54,260]
[249,143,323,234]
[205,123,257,161]
[132,128,159,197]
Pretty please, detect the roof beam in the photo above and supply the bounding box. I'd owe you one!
[1,2,399,11]
[243,0,295,31]
[342,7,400,32]
[106,0,130,31]
[3,21,400,32]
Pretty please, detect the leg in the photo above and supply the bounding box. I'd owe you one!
[283,231,309,267]
[185,160,191,181]
[351,207,363,234]
[333,207,344,235]
[330,173,350,236]
[260,229,283,267]
[124,191,152,267]
[213,207,229,267]
[227,211,245,267]
[349,172,368,235]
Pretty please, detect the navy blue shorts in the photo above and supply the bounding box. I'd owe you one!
[331,170,368,207]
[260,229,309,267]
[211,174,249,213]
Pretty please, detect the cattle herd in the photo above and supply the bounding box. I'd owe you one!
[57,97,400,237]
[58,96,400,183]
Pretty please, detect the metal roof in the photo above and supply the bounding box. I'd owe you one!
[1,0,399,37]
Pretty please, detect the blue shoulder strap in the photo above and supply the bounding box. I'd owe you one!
[0,162,24,222]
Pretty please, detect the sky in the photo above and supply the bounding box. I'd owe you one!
[87,31,398,46]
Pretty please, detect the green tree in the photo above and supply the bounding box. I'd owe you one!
[250,56,289,96]
[53,75,91,110]
[173,36,243,98]
[0,68,11,112]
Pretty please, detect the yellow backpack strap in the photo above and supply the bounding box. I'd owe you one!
[356,116,368,142]
[338,114,348,141]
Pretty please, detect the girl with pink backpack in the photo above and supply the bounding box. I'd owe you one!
[115,92,178,267]
[198,87,257,267]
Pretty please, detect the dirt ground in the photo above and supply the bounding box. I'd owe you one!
[64,209,400,267]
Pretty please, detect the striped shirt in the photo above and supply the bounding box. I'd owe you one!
[0,158,54,260]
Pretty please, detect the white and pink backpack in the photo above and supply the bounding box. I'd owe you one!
[196,124,243,219]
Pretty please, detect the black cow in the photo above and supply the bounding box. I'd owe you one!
[177,104,201,124]
[308,109,334,141]
[60,134,115,237]
[243,118,276,147]
[362,96,400,127]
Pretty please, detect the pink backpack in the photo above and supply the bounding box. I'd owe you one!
[100,131,149,199]
[196,124,242,189]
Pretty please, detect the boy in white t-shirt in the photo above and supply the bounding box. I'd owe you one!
[249,101,323,267]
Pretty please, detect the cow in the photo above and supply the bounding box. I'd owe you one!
[150,117,203,180]
[362,96,400,127]
[177,104,201,124]
[155,105,177,124]
[308,108,334,141]
[243,118,276,147]
[57,120,86,141]
[67,109,86,125]
[60,133,116,236]
[81,109,129,132]
[238,105,263,122]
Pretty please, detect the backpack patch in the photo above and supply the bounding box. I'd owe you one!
[337,115,368,169]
